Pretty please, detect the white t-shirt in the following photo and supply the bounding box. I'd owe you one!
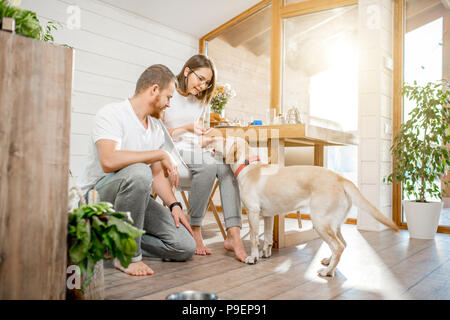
[78,99,165,195]
[163,90,208,153]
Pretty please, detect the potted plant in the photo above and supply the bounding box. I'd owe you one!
[67,187,145,299]
[0,0,61,42]
[209,83,236,125]
[385,79,450,239]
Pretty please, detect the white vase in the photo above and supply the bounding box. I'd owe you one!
[402,200,442,239]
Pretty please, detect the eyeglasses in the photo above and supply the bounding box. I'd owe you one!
[189,67,212,89]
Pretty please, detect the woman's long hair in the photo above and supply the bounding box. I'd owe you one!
[176,54,217,105]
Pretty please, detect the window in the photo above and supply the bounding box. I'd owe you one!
[204,4,272,125]
[282,4,359,218]
[402,0,449,226]
[282,5,358,130]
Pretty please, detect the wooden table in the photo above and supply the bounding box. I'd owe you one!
[208,124,358,248]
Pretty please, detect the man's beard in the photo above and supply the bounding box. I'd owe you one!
[149,95,164,119]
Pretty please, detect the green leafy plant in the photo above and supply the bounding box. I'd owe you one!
[68,201,145,290]
[42,20,62,42]
[0,0,61,42]
[384,79,450,202]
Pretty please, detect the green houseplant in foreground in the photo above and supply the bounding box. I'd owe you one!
[0,0,60,42]
[68,201,145,291]
[385,79,450,238]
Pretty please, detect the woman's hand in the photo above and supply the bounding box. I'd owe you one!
[191,123,209,135]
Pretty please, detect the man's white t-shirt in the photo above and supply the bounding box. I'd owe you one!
[163,90,208,153]
[78,99,165,195]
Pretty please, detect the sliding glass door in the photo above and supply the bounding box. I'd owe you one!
[402,0,449,228]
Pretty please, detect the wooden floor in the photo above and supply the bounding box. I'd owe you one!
[104,212,450,300]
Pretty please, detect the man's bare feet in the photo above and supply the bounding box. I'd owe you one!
[114,259,154,276]
[223,226,248,262]
[192,226,212,255]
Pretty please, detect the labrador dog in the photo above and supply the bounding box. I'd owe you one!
[211,137,399,277]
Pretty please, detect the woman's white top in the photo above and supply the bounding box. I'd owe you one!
[163,90,208,153]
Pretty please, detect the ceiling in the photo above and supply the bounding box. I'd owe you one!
[99,0,261,38]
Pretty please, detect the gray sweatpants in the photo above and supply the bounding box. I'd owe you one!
[179,149,242,230]
[93,163,196,262]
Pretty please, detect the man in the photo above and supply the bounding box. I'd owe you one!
[78,64,195,276]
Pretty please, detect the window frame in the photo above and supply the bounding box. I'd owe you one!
[199,0,359,226]
[393,0,450,234]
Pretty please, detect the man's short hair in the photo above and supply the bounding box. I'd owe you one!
[135,64,177,95]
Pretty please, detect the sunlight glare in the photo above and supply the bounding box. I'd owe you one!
[274,259,292,274]
[302,231,411,298]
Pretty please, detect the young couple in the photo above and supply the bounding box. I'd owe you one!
[79,55,248,276]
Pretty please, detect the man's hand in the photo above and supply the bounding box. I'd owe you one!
[199,136,222,148]
[160,151,179,189]
[171,206,194,237]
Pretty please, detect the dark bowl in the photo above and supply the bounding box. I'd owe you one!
[166,290,218,300]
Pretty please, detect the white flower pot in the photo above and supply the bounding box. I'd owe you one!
[402,200,442,239]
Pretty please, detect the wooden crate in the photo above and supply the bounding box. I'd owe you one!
[0,31,73,299]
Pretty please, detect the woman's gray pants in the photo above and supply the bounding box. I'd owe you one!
[180,149,242,230]
[93,163,196,262]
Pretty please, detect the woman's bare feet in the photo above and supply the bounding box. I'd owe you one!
[114,259,154,276]
[192,225,212,255]
[223,226,248,262]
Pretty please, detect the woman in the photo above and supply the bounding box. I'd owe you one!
[163,54,247,262]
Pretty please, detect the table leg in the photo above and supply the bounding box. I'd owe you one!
[314,144,324,167]
[268,138,285,249]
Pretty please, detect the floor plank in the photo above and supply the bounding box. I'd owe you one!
[104,212,450,300]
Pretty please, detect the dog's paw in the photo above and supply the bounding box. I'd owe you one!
[260,245,272,258]
[245,255,258,264]
[317,268,335,278]
[321,257,330,266]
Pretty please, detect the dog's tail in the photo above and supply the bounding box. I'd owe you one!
[342,179,400,234]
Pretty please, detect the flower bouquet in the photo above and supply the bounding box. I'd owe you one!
[210,83,236,115]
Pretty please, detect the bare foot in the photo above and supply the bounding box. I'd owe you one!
[192,226,211,255]
[114,259,153,276]
[224,227,248,263]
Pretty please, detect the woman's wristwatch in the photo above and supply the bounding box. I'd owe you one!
[168,201,183,212]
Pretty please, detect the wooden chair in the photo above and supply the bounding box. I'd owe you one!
[178,180,226,240]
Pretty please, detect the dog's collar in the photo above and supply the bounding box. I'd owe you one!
[234,156,260,178]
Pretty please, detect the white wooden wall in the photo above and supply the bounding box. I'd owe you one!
[20,0,198,184]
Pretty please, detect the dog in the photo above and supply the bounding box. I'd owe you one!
[211,137,399,277]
